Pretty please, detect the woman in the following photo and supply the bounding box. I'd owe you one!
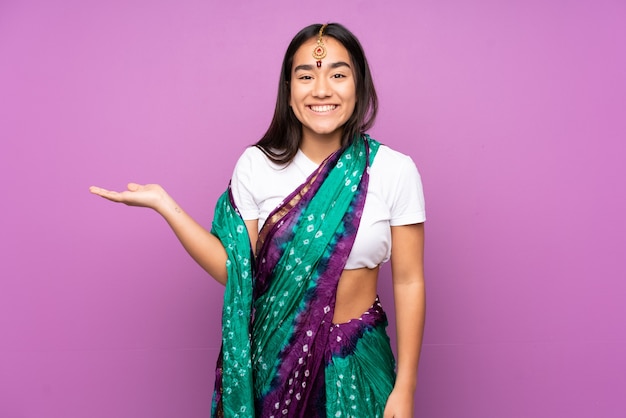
[91,23,425,418]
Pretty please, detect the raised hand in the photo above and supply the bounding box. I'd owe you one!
[89,183,167,212]
[89,182,229,283]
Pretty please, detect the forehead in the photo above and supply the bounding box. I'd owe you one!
[292,36,352,69]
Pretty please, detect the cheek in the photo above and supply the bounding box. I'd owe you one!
[343,85,357,107]
[289,88,302,108]
[346,94,357,114]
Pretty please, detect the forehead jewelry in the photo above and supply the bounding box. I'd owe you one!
[312,24,328,68]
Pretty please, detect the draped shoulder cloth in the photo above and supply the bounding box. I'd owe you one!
[211,136,395,417]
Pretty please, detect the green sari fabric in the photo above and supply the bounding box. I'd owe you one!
[210,187,256,417]
[325,299,396,417]
[211,136,396,417]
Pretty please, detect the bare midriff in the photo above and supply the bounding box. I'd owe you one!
[333,266,380,324]
[245,220,380,325]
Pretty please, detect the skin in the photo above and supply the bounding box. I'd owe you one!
[289,37,357,164]
[90,35,425,418]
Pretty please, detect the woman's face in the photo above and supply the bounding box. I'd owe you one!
[289,36,357,144]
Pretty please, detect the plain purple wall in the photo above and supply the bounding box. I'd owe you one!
[1,0,625,417]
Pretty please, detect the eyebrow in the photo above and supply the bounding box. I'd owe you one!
[293,61,352,72]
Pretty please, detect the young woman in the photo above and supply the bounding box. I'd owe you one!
[91,23,425,418]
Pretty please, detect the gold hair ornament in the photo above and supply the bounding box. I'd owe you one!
[312,24,328,68]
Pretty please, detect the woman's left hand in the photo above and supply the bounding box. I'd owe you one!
[383,387,414,418]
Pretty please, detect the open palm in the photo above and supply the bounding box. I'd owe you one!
[89,183,166,211]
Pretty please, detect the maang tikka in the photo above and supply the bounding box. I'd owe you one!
[312,24,328,68]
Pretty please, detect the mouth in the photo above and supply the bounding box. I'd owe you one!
[308,105,337,113]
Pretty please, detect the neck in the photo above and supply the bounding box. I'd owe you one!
[299,132,342,164]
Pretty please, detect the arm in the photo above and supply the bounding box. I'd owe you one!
[89,183,229,285]
[384,222,426,418]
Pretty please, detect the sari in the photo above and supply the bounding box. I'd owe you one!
[210,135,396,417]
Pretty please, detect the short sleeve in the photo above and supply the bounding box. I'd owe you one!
[389,155,426,226]
[230,148,261,220]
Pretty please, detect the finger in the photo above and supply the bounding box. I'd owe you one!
[127,182,141,192]
[89,186,123,202]
[89,185,110,196]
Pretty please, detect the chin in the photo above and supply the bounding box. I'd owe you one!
[313,126,342,135]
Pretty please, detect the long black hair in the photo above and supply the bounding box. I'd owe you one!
[256,23,378,164]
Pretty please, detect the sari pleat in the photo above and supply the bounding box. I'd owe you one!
[325,298,396,418]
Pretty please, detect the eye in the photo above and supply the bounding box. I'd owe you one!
[332,74,346,79]
[298,75,313,80]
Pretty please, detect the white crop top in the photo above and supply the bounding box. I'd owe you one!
[230,144,426,269]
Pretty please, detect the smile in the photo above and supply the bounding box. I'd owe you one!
[309,105,337,113]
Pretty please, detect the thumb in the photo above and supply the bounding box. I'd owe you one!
[127,182,141,191]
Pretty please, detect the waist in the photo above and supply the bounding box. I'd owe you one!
[333,266,379,324]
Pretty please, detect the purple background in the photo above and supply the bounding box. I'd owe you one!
[1,0,625,417]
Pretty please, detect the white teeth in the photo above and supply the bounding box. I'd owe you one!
[310,105,336,112]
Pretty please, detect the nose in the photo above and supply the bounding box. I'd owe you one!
[312,76,331,98]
